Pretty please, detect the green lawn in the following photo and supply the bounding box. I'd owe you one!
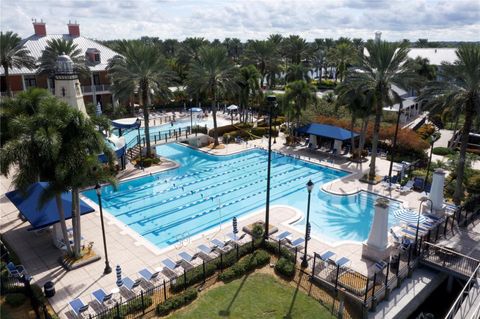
[168,273,335,319]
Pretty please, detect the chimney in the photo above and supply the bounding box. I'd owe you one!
[32,19,46,37]
[68,20,80,37]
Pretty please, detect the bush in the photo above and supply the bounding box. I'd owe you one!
[254,250,271,266]
[257,116,285,127]
[250,127,279,138]
[275,257,296,279]
[31,284,46,305]
[218,250,271,283]
[171,262,216,293]
[317,79,336,89]
[5,293,26,307]
[156,289,198,316]
[191,125,208,134]
[416,124,436,140]
[218,268,237,282]
[432,147,455,156]
[466,173,480,194]
[262,241,295,262]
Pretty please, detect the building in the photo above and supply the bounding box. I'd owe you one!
[0,20,119,107]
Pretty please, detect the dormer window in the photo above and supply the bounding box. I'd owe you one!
[86,48,101,64]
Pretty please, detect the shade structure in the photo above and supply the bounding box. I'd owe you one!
[188,107,203,113]
[393,208,427,224]
[227,104,238,111]
[5,182,95,231]
[295,123,358,141]
[116,265,123,287]
[111,118,141,130]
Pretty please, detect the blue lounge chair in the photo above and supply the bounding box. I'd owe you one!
[289,238,305,247]
[6,262,26,278]
[211,238,226,248]
[319,250,335,261]
[198,244,214,255]
[335,257,350,268]
[178,252,196,263]
[69,298,89,317]
[275,231,292,241]
[139,268,160,282]
[374,261,388,272]
[407,223,431,232]
[123,277,142,291]
[162,258,178,270]
[92,288,113,304]
[413,177,425,191]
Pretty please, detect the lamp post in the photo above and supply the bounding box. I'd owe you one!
[264,95,277,240]
[95,184,112,274]
[301,180,314,268]
[387,102,403,188]
[415,196,433,254]
[424,136,436,193]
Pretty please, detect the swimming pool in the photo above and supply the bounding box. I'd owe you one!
[83,143,402,248]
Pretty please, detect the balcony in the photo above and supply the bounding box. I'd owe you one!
[82,84,111,95]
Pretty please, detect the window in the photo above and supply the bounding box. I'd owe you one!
[93,74,100,85]
[94,53,100,62]
[24,76,36,89]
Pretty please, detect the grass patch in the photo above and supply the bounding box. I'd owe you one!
[167,273,335,319]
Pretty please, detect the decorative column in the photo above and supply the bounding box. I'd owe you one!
[362,198,392,260]
[429,168,445,212]
[309,134,317,148]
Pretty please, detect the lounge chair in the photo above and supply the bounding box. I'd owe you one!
[398,180,415,194]
[413,177,425,191]
[226,232,246,242]
[196,244,216,261]
[401,227,426,239]
[92,288,113,304]
[6,262,26,278]
[90,289,112,314]
[162,258,178,270]
[374,260,388,272]
[178,252,196,263]
[275,231,292,241]
[319,250,336,262]
[407,223,432,232]
[211,238,231,252]
[288,237,305,248]
[335,257,350,268]
[139,268,161,290]
[69,298,89,318]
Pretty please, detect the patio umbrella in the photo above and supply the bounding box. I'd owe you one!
[116,265,123,287]
[227,104,238,111]
[393,208,427,224]
[232,217,238,235]
[188,107,203,113]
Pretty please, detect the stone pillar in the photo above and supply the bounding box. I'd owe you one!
[309,134,317,148]
[333,140,343,153]
[362,198,392,260]
[429,168,445,212]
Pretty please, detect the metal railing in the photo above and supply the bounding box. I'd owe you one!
[82,84,111,94]
[445,262,480,319]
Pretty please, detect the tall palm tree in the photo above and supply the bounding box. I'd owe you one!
[327,42,356,83]
[411,57,437,81]
[243,40,280,88]
[347,41,417,179]
[284,80,317,129]
[37,38,88,77]
[282,35,312,66]
[237,65,261,122]
[108,41,174,157]
[187,46,239,146]
[0,31,36,96]
[419,44,480,204]
[285,63,310,83]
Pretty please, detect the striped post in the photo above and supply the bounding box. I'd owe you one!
[232,217,238,235]
[116,265,123,287]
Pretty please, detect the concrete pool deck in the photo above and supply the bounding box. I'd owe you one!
[0,134,430,318]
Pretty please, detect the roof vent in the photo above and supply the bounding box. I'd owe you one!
[68,20,80,37]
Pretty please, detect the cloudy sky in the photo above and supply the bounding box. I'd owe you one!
[1,0,479,42]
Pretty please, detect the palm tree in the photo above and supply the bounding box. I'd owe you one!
[284,80,317,129]
[347,41,417,179]
[282,35,312,66]
[108,41,175,157]
[37,38,88,77]
[237,65,261,122]
[243,40,280,88]
[0,31,36,96]
[285,63,310,83]
[419,44,480,204]
[327,42,356,83]
[411,57,437,81]
[187,46,239,146]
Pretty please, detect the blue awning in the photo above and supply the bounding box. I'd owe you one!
[98,145,126,163]
[295,123,358,141]
[5,182,95,231]
[111,118,141,130]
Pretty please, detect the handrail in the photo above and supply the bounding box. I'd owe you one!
[423,242,480,263]
[444,262,480,319]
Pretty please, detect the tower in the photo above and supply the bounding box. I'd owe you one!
[375,31,382,42]
[54,53,88,116]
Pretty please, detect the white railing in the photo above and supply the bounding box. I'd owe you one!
[82,84,111,94]
[445,262,480,319]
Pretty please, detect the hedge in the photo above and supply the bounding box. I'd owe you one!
[5,293,27,307]
[263,241,296,262]
[156,289,197,316]
[171,262,216,293]
[218,250,271,282]
[257,116,285,127]
[191,125,208,134]
[432,147,455,156]
[275,257,296,279]
[208,123,252,137]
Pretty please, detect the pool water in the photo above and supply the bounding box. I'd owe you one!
[83,143,402,248]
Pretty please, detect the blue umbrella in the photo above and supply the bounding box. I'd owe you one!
[232,217,238,234]
[188,107,202,113]
[116,265,123,287]
[393,208,427,224]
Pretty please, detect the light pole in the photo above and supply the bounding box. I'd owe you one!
[95,184,112,274]
[387,102,403,188]
[415,196,433,254]
[301,180,314,268]
[424,136,436,193]
[264,95,277,240]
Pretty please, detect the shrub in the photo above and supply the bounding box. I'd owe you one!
[318,79,336,89]
[432,147,455,156]
[156,289,198,316]
[251,224,264,240]
[275,257,296,279]
[466,173,480,194]
[209,123,251,137]
[171,262,216,293]
[250,127,279,138]
[254,250,271,266]
[218,250,271,283]
[31,284,46,305]
[218,268,237,282]
[262,241,295,262]
[191,125,208,134]
[5,293,26,307]
[416,124,436,140]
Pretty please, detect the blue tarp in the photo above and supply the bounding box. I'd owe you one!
[5,182,95,231]
[295,123,358,141]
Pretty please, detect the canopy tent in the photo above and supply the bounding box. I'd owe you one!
[188,107,203,113]
[227,104,239,111]
[111,118,141,130]
[295,123,358,141]
[5,182,95,231]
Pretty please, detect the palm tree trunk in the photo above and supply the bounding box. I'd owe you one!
[449,114,460,148]
[3,64,12,97]
[359,117,369,156]
[369,105,382,179]
[141,82,152,157]
[55,194,72,255]
[72,188,82,258]
[350,116,357,158]
[453,102,474,205]
[212,95,219,146]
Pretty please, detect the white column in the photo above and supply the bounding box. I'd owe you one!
[429,168,445,211]
[21,75,26,91]
[309,134,317,148]
[333,140,343,153]
[366,198,389,250]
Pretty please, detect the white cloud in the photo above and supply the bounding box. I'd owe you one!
[1,0,478,41]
